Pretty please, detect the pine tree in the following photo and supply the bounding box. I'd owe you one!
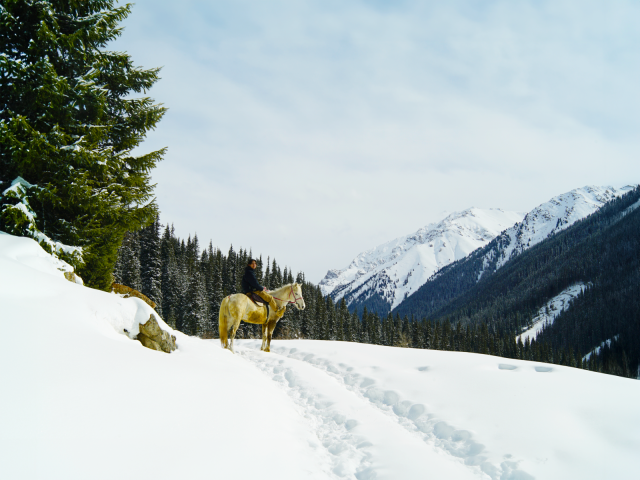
[207,245,224,332]
[263,257,270,290]
[270,258,282,288]
[325,295,336,340]
[256,255,264,284]
[183,270,209,336]
[224,245,236,294]
[114,230,141,290]
[337,298,349,342]
[0,0,166,289]
[350,310,361,342]
[160,226,180,328]
[235,248,247,293]
[139,216,162,315]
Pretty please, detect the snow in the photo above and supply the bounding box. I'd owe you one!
[2,232,640,479]
[320,208,525,310]
[493,185,636,270]
[1,177,83,261]
[583,336,620,362]
[517,283,588,344]
[320,185,636,314]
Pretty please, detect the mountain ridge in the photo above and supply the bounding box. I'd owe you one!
[321,185,635,317]
[320,207,525,315]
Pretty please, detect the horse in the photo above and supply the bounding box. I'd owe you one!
[219,283,305,352]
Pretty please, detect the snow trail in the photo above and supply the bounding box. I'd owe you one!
[237,341,533,480]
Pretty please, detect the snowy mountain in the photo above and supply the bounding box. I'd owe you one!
[3,230,640,480]
[320,208,524,313]
[485,185,637,274]
[320,185,635,315]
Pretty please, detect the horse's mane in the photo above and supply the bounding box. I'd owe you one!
[271,282,297,293]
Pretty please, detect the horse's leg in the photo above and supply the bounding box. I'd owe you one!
[265,320,276,353]
[219,299,229,349]
[260,323,268,351]
[230,318,241,353]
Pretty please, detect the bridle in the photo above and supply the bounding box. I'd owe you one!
[273,285,303,306]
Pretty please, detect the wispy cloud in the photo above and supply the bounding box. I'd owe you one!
[114,0,640,281]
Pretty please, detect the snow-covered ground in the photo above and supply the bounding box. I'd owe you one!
[517,283,588,344]
[2,232,640,480]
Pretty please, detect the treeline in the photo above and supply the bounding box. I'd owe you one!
[113,217,632,379]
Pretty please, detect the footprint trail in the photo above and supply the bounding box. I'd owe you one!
[237,341,533,480]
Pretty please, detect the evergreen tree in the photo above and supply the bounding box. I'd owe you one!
[183,270,209,336]
[139,216,162,315]
[224,245,236,294]
[207,245,224,331]
[160,227,180,328]
[114,230,141,290]
[0,0,166,289]
[337,298,349,342]
[263,257,270,290]
[270,258,282,287]
[256,255,264,284]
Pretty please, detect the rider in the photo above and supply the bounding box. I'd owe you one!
[241,258,286,315]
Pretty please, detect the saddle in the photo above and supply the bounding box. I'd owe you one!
[246,292,266,306]
[246,292,271,319]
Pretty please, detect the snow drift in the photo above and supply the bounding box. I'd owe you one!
[2,231,640,479]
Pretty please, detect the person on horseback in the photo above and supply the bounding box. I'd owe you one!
[242,258,286,315]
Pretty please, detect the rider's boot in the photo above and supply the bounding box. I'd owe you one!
[256,290,286,317]
[268,298,286,316]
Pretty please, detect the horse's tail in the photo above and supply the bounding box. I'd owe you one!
[219,296,229,348]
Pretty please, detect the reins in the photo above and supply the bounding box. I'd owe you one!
[272,285,302,305]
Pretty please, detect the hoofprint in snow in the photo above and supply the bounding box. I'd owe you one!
[3,232,640,480]
[517,283,588,344]
[320,185,636,313]
[232,339,640,480]
[320,208,524,310]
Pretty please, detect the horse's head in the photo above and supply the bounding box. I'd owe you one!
[292,283,305,310]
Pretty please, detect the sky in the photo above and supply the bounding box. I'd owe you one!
[113,0,640,282]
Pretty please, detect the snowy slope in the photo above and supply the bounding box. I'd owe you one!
[0,233,331,480]
[236,339,640,480]
[320,208,524,311]
[489,185,636,272]
[517,283,588,344]
[3,231,640,480]
[320,185,635,314]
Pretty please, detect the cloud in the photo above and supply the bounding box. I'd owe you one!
[114,0,640,281]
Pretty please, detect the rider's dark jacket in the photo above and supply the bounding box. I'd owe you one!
[241,266,264,294]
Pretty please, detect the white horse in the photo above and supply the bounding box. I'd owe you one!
[219,283,305,352]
